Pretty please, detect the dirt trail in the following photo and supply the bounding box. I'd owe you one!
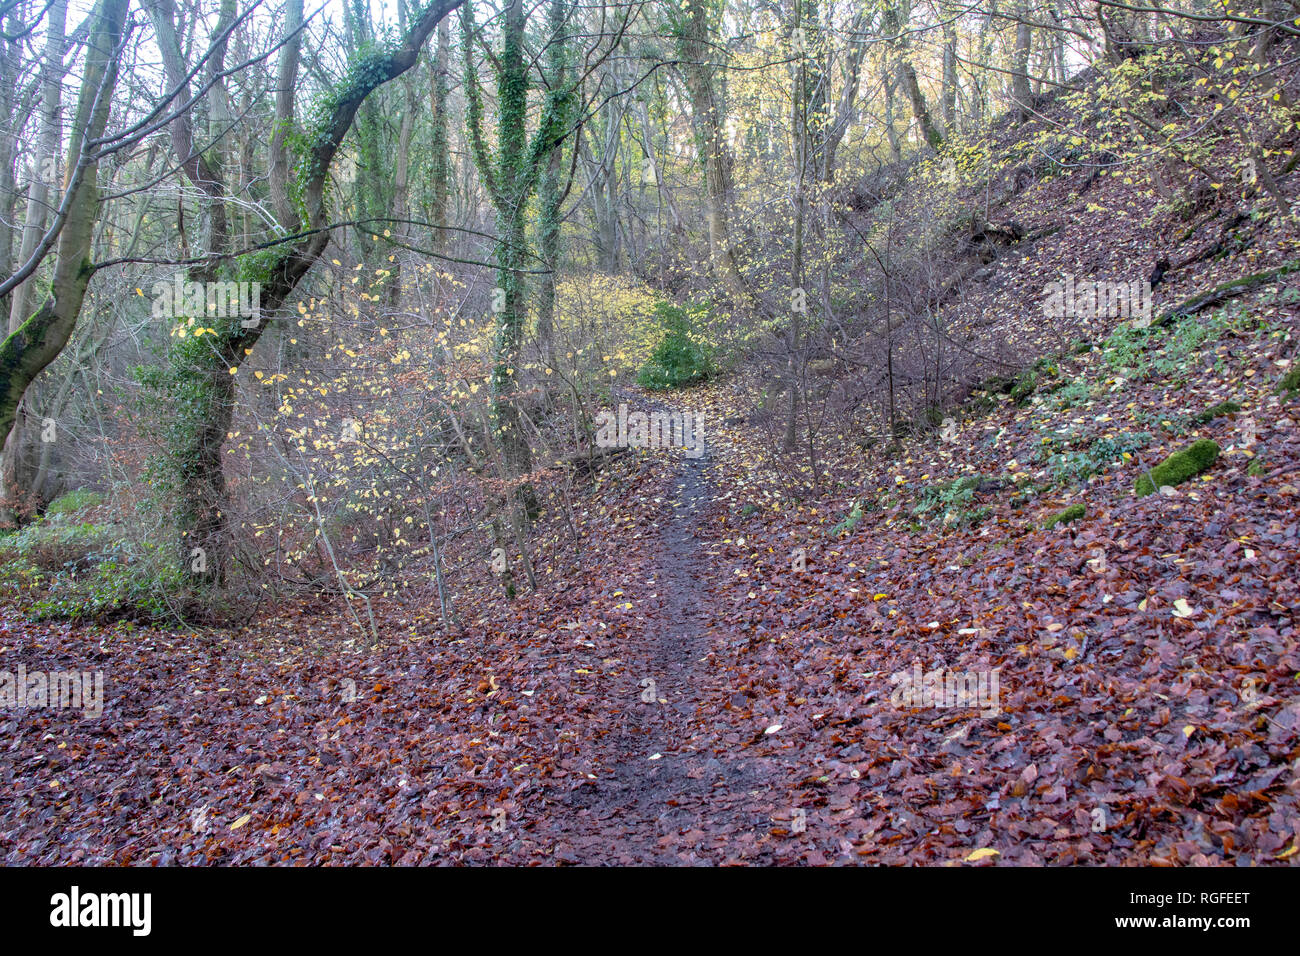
[552,439,779,864]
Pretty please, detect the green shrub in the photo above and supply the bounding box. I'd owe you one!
[0,515,198,624]
[0,552,43,600]
[1009,371,1038,405]
[1135,406,1190,436]
[1277,367,1300,397]
[1135,439,1220,496]
[636,301,714,390]
[1104,308,1238,382]
[1043,503,1086,529]
[0,520,113,572]
[29,554,187,624]
[1050,379,1092,410]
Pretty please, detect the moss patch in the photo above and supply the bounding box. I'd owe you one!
[1043,503,1086,529]
[1135,439,1220,496]
[45,489,105,516]
[1277,367,1300,397]
[1192,400,1241,424]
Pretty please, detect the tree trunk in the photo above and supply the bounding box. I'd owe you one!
[429,20,451,253]
[941,21,957,133]
[884,2,942,149]
[9,0,68,334]
[675,0,745,298]
[490,0,533,481]
[1012,2,1034,122]
[2,0,69,521]
[269,0,303,231]
[156,0,468,581]
[536,0,570,360]
[0,0,129,461]
[463,0,573,492]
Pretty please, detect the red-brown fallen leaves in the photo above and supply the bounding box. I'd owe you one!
[4,95,1300,864]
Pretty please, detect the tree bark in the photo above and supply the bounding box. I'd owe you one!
[156,0,468,581]
[674,0,745,298]
[884,2,942,149]
[1011,2,1034,122]
[0,0,129,453]
[269,0,303,231]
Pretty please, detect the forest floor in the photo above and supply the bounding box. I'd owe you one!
[3,351,1299,864]
[0,435,823,864]
[5,100,1300,863]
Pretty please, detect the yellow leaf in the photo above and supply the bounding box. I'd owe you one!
[230,813,251,831]
[965,847,999,862]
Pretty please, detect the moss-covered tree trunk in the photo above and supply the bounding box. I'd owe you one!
[0,0,68,521]
[491,0,532,480]
[536,0,571,365]
[428,20,452,254]
[0,0,129,499]
[882,1,942,150]
[148,0,238,583]
[152,0,466,583]
[463,0,573,494]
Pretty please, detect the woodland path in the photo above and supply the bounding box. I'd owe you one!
[547,435,786,864]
